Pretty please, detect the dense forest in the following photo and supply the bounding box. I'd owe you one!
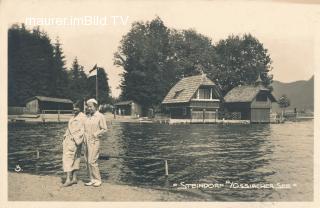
[8,24,111,107]
[8,18,274,111]
[114,17,273,111]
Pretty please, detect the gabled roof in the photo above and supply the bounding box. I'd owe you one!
[26,96,73,104]
[162,74,221,104]
[224,85,276,103]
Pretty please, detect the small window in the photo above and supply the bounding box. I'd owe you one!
[193,92,197,99]
[182,107,187,116]
[256,92,268,101]
[199,88,211,99]
[173,89,184,99]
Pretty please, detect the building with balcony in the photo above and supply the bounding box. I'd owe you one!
[161,74,222,121]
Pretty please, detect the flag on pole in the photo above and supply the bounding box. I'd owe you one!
[88,64,97,77]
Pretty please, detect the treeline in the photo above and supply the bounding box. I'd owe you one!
[8,24,111,107]
[114,17,273,111]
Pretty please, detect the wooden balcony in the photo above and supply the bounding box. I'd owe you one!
[190,99,220,109]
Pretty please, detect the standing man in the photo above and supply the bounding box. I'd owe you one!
[84,98,108,187]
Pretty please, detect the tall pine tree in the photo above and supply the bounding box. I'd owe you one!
[52,37,69,98]
[8,24,55,106]
[69,57,89,103]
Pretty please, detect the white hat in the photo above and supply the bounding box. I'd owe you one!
[87,98,98,105]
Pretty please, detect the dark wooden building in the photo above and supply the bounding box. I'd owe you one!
[114,100,142,117]
[223,77,276,123]
[162,74,222,121]
[25,96,73,114]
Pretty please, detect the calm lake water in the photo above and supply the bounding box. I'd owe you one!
[8,120,313,201]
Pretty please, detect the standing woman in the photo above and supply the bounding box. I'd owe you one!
[84,98,107,187]
[62,104,86,187]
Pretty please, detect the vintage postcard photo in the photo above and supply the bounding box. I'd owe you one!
[0,0,319,207]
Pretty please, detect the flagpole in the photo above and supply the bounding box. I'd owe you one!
[96,67,99,102]
[83,98,86,113]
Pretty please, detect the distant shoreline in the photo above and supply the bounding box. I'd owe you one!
[7,113,143,124]
[7,112,313,124]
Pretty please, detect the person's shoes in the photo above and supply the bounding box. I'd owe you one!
[71,180,78,185]
[93,181,102,187]
[62,181,73,187]
[84,181,95,186]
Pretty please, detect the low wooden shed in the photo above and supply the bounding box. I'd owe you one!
[114,100,142,117]
[25,96,73,114]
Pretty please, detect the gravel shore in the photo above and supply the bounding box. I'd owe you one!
[8,172,194,201]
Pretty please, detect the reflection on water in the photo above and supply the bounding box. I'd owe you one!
[8,120,313,201]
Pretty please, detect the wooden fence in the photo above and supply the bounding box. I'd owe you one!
[191,111,217,120]
[218,111,241,120]
[8,107,27,115]
[41,110,73,123]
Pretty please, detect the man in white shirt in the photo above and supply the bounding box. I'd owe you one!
[83,98,108,187]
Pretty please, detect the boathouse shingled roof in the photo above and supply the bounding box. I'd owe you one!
[162,74,220,104]
[224,85,276,103]
[26,96,73,104]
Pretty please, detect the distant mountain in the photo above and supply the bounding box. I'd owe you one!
[271,76,314,112]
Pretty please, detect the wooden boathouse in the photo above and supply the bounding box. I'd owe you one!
[161,74,222,122]
[114,100,142,117]
[223,76,277,123]
[25,96,73,114]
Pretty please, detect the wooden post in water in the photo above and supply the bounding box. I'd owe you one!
[58,110,60,122]
[41,110,46,123]
[164,160,169,176]
[215,109,218,123]
[203,109,205,123]
[36,149,40,159]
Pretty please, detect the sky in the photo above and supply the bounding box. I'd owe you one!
[2,0,319,97]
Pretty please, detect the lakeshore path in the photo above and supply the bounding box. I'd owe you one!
[8,112,144,123]
[8,172,195,201]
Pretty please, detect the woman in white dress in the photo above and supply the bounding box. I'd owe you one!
[62,105,86,187]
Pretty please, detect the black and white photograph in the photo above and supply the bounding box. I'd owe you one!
[0,0,319,207]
